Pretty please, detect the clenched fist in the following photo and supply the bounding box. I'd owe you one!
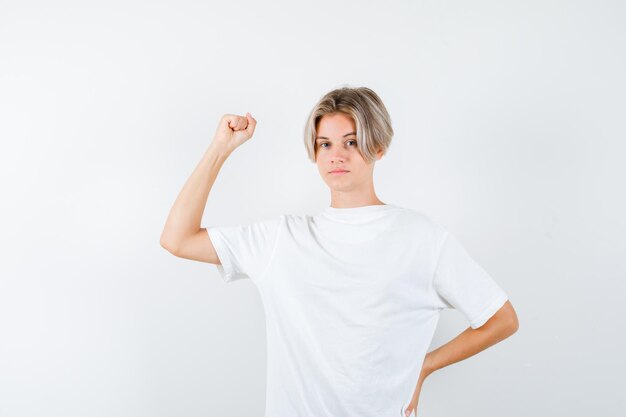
[211,112,257,155]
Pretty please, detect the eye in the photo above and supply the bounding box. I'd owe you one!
[317,140,357,149]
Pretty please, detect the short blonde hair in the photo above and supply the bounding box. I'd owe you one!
[303,86,394,164]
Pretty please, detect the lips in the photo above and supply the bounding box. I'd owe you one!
[329,170,349,173]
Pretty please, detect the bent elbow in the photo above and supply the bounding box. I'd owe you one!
[507,314,519,336]
[160,237,179,255]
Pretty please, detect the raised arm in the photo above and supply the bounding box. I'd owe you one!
[160,112,257,263]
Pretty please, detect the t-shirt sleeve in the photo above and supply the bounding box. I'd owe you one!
[431,231,509,329]
[205,215,283,283]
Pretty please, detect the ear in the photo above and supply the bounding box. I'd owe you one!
[375,146,385,160]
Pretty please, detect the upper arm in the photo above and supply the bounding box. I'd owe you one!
[166,228,222,265]
[161,215,282,285]
[432,230,510,329]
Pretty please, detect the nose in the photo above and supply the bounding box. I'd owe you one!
[330,147,348,164]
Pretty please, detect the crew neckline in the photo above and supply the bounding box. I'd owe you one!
[319,203,399,223]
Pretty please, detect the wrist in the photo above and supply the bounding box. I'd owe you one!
[207,142,232,161]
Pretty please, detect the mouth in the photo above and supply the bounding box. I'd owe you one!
[329,170,349,175]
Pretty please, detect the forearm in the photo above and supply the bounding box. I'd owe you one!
[423,315,516,376]
[160,143,230,250]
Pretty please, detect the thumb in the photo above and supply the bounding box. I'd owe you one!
[244,112,257,133]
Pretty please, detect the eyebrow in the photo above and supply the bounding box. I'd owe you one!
[315,132,357,141]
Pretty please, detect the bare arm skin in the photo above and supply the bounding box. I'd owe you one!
[403,300,519,416]
[160,112,257,263]
[423,300,519,374]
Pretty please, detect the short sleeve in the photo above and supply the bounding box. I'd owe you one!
[206,215,283,283]
[431,231,509,329]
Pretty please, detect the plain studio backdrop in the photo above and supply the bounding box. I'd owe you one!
[1,0,624,416]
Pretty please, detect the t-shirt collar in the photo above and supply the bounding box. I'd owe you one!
[319,203,398,223]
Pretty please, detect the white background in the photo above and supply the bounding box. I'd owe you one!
[1,0,624,416]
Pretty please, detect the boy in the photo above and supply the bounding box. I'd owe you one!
[161,86,519,417]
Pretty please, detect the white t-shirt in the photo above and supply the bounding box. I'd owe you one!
[206,204,508,417]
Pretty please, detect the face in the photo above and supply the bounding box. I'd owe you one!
[314,112,384,193]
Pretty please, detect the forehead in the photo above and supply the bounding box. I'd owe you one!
[316,113,355,136]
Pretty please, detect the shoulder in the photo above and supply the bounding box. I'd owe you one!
[392,205,447,233]
[279,212,311,227]
[245,213,314,230]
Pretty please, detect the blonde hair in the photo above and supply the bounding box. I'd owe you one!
[303,85,394,164]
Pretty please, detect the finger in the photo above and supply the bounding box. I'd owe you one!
[222,115,236,130]
[236,116,248,130]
